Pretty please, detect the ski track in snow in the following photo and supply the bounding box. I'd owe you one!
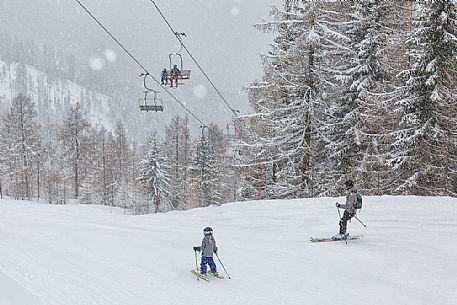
[0,270,40,305]
[0,196,456,305]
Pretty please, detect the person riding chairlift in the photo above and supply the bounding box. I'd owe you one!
[169,64,181,87]
[160,68,168,85]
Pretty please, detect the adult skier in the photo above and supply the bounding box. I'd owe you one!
[198,227,218,278]
[335,180,359,239]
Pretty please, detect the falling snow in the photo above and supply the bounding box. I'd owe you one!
[89,56,105,71]
[230,6,241,17]
[193,84,208,98]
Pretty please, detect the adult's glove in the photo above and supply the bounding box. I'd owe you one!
[335,202,341,208]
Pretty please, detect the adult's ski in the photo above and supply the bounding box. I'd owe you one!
[310,235,362,243]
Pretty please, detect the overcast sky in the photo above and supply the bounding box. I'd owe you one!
[0,0,280,129]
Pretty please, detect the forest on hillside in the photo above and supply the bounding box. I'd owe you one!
[1,1,457,213]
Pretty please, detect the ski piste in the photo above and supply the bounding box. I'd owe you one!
[191,270,224,281]
[310,235,362,243]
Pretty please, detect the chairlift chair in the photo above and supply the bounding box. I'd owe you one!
[169,53,191,81]
[138,90,163,112]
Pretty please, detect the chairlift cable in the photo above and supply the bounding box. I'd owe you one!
[73,0,228,143]
[148,0,255,152]
[148,0,241,118]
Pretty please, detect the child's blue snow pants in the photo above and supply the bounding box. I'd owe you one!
[200,256,217,274]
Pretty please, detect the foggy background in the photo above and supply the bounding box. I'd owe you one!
[0,0,279,136]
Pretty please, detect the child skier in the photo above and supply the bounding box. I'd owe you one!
[198,226,218,278]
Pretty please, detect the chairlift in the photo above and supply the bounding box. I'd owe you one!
[138,73,164,112]
[138,90,163,112]
[169,53,191,81]
[166,32,191,86]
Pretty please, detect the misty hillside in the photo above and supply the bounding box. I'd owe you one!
[0,32,161,142]
[0,59,115,130]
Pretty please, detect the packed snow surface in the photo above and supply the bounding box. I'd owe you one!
[0,196,456,305]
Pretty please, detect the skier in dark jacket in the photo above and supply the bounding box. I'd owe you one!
[160,68,168,85]
[335,180,358,239]
[199,227,218,278]
[169,64,181,87]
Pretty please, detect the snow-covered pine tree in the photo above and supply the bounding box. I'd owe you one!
[331,0,397,194]
[1,94,41,199]
[138,133,171,213]
[207,123,233,203]
[129,141,143,214]
[164,116,192,210]
[59,102,90,199]
[94,127,116,206]
[79,127,102,205]
[112,120,133,209]
[239,1,301,200]
[0,116,7,198]
[37,125,67,204]
[391,1,457,196]
[241,0,350,198]
[189,126,222,207]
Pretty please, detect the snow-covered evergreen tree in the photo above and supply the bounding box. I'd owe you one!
[241,1,350,198]
[164,116,192,210]
[59,102,90,199]
[79,127,103,205]
[112,120,133,208]
[138,134,171,213]
[331,0,397,194]
[129,141,143,214]
[391,1,457,195]
[189,127,222,207]
[208,123,233,203]
[1,94,41,199]
[37,126,67,204]
[0,114,7,198]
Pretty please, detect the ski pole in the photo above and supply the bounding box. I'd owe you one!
[194,251,199,271]
[215,253,231,279]
[193,246,201,271]
[336,204,342,219]
[353,215,367,227]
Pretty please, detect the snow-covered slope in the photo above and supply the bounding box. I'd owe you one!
[0,271,40,305]
[0,196,456,305]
